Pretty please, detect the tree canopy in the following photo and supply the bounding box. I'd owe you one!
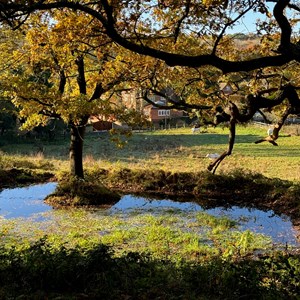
[1,0,297,71]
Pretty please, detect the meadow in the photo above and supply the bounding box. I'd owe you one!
[1,123,300,181]
[1,123,300,299]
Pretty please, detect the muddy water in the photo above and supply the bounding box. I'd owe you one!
[0,183,299,246]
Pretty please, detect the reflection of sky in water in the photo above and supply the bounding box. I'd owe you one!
[0,183,56,218]
[111,195,299,246]
[0,185,299,246]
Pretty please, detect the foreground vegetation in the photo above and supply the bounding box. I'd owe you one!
[0,208,299,299]
[1,238,300,299]
[1,125,300,298]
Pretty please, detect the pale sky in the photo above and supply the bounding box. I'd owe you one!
[229,3,300,35]
[227,4,275,34]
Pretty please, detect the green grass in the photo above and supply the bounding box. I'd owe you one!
[82,124,300,181]
[0,209,272,261]
[1,123,300,181]
[0,210,299,299]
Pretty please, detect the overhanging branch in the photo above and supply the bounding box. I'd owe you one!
[0,1,295,74]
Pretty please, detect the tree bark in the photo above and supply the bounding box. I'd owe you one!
[69,55,88,179]
[69,124,86,179]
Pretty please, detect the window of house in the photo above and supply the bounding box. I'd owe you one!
[158,110,170,117]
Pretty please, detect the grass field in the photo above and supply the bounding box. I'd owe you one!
[1,123,300,181]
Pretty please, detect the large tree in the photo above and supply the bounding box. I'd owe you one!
[0,11,148,178]
[1,0,300,172]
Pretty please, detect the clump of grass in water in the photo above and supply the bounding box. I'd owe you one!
[195,212,237,231]
[45,176,120,207]
[2,209,273,261]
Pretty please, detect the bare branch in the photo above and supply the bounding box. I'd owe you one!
[173,0,191,43]
[212,2,256,55]
[208,102,237,173]
[142,89,212,111]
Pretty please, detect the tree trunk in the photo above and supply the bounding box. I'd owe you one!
[69,124,86,179]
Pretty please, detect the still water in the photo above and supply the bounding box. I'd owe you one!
[0,183,56,218]
[0,183,299,246]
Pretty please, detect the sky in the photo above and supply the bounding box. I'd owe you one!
[229,2,300,35]
[227,3,275,34]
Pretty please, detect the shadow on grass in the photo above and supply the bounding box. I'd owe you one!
[91,134,264,164]
[0,132,264,162]
[0,238,299,299]
[134,133,263,147]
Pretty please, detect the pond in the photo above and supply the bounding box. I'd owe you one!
[0,183,299,247]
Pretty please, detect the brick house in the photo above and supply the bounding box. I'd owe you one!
[88,87,189,130]
[143,92,188,128]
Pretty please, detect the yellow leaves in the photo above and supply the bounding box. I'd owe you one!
[202,0,228,8]
[57,94,98,125]
[19,113,48,131]
[109,128,131,149]
[266,11,272,19]
[0,8,154,133]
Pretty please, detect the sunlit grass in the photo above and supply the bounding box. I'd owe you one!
[1,124,300,181]
[0,209,274,263]
[84,124,300,181]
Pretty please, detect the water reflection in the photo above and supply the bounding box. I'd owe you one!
[0,184,299,246]
[110,195,299,246]
[0,183,56,218]
[207,206,296,246]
